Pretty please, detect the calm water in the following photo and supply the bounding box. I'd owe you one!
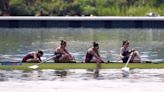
[0,69,164,82]
[1,69,164,92]
[0,28,164,62]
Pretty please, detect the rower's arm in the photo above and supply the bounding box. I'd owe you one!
[33,53,39,60]
[56,47,65,55]
[120,48,124,58]
[63,49,70,55]
[38,57,42,62]
[91,51,102,61]
[96,50,100,57]
[57,48,72,58]
[64,49,74,59]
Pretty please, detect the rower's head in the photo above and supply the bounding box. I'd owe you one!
[122,40,129,48]
[37,50,44,57]
[93,42,99,50]
[61,40,67,48]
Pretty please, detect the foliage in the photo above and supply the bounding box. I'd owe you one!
[0,0,163,16]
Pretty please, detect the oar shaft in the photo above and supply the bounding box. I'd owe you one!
[124,52,133,67]
[29,56,55,69]
[38,56,55,65]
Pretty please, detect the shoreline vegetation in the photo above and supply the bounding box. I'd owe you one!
[0,0,163,16]
[0,62,164,70]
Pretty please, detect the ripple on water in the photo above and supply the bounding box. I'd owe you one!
[0,69,164,82]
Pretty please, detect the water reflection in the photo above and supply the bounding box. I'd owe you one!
[55,70,67,77]
[0,69,164,82]
[0,28,163,62]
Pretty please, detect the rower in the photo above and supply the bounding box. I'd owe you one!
[85,42,103,77]
[85,42,103,63]
[22,50,44,63]
[54,40,75,63]
[120,40,141,63]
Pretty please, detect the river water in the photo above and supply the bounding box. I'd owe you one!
[0,28,164,92]
[0,69,164,82]
[0,69,164,92]
[0,28,163,62]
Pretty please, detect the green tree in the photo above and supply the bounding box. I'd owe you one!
[0,0,10,12]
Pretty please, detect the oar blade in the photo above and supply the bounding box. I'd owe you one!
[28,65,39,69]
[121,67,130,77]
[121,67,129,72]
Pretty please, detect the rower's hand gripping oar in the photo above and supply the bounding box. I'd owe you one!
[28,56,55,69]
[121,52,134,72]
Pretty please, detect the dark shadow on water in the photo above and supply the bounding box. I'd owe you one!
[55,70,67,77]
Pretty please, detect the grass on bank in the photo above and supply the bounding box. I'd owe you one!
[0,63,164,70]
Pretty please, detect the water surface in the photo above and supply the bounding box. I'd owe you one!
[1,69,164,92]
[0,69,164,82]
[0,28,163,62]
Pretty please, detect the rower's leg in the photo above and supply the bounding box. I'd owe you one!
[26,59,40,63]
[59,54,70,63]
[130,51,141,63]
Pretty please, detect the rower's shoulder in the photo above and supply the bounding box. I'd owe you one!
[28,51,35,54]
[88,48,93,52]
[55,47,61,51]
[87,48,95,54]
[120,47,124,51]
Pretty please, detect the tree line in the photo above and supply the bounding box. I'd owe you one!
[0,0,163,16]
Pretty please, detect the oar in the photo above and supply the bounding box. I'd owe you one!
[121,52,134,72]
[94,60,102,78]
[28,56,55,69]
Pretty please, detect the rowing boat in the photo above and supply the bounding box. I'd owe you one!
[0,62,164,70]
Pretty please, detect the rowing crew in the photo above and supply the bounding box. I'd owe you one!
[22,40,141,63]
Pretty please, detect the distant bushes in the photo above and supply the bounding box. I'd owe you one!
[0,0,163,16]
